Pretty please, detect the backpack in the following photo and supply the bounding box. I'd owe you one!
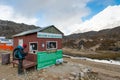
[13,48,20,60]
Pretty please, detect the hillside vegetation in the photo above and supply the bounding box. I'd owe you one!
[0,20,39,39]
[63,26,120,51]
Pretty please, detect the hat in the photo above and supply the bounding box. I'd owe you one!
[23,44,27,48]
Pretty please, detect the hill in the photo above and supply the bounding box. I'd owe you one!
[0,20,40,39]
[63,26,120,51]
[65,26,120,40]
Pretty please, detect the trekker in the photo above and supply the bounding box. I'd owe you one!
[13,44,28,75]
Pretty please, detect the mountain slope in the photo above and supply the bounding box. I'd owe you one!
[65,26,120,40]
[75,6,120,34]
[63,26,120,51]
[0,20,40,38]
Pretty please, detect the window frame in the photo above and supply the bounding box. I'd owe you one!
[46,41,57,50]
[29,42,38,52]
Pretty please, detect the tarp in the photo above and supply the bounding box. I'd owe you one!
[0,43,13,51]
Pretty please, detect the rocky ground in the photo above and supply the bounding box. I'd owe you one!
[0,59,99,80]
[0,50,120,80]
[65,57,120,80]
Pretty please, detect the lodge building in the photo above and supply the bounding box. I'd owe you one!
[13,25,63,69]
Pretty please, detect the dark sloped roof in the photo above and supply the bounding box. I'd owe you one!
[13,25,63,37]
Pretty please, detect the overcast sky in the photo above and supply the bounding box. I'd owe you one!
[0,0,120,35]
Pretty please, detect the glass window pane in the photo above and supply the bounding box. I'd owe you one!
[47,41,57,49]
[30,42,38,51]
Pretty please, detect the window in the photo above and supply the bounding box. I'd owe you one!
[47,41,57,49]
[29,42,38,52]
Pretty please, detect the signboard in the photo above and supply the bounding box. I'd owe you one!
[37,32,62,38]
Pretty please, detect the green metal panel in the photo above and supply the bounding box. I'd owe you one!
[41,25,63,34]
[37,49,63,70]
[56,50,63,58]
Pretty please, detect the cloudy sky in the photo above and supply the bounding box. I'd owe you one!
[0,0,120,35]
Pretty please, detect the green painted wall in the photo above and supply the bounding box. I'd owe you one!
[41,26,62,34]
[37,49,63,70]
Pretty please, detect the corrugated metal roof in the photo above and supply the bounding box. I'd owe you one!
[13,25,63,37]
[13,28,42,37]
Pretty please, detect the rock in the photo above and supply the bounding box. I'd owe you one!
[40,78,45,80]
[44,75,48,78]
[63,61,68,63]
[81,77,85,80]
[70,72,77,77]
[82,67,92,73]
[63,79,69,80]
[78,64,83,67]
[52,74,57,78]
[58,76,64,80]
[68,76,74,80]
[80,72,85,78]
[74,77,79,80]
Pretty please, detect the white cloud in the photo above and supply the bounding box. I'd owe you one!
[0,5,38,25]
[9,0,91,35]
[0,0,92,35]
[75,5,120,33]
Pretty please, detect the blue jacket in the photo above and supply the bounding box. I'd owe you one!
[14,45,27,60]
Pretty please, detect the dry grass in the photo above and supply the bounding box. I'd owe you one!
[83,52,120,60]
[63,48,120,60]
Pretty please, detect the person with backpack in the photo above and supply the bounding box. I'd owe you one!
[13,44,28,75]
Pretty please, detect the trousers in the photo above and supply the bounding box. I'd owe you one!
[18,59,23,74]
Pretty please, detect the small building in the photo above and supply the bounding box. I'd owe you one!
[13,25,64,69]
